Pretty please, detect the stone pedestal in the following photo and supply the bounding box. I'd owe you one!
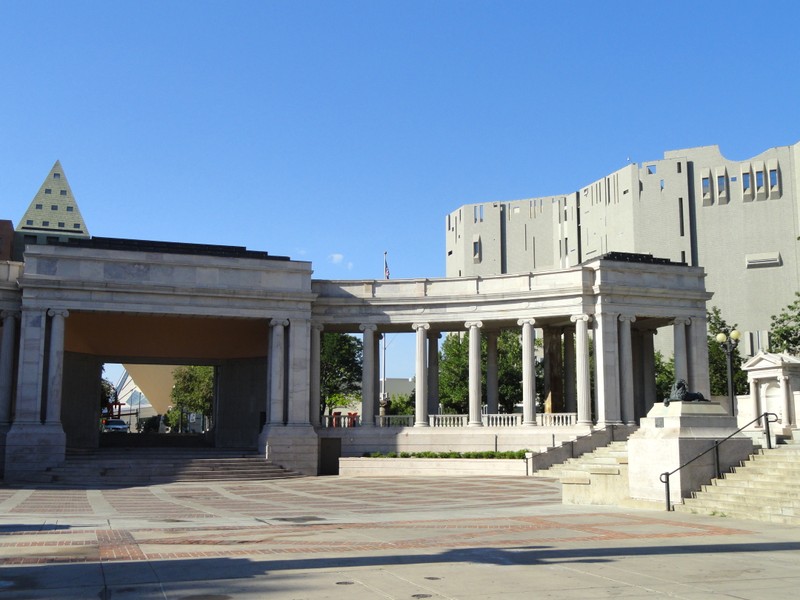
[628,401,753,505]
[259,424,319,475]
[3,423,66,482]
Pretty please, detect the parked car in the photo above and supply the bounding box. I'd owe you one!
[103,419,129,433]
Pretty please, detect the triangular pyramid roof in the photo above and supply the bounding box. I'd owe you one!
[16,160,90,238]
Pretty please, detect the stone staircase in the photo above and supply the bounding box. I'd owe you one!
[675,437,800,525]
[25,448,302,486]
[533,440,629,481]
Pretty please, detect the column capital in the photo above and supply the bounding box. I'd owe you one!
[570,314,591,324]
[270,318,289,328]
[618,314,636,323]
[673,317,691,326]
[1,310,20,320]
[359,323,378,333]
[311,322,325,332]
[689,315,707,325]
[47,309,69,319]
[516,318,535,327]
[411,322,430,331]
[465,321,483,330]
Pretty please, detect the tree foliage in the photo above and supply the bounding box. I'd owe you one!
[100,378,117,410]
[653,351,675,401]
[768,292,800,355]
[706,306,748,396]
[437,330,543,414]
[171,365,215,417]
[320,333,363,417]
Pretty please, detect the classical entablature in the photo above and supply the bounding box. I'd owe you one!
[0,241,712,478]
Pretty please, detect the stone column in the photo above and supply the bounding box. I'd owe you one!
[780,375,794,427]
[618,314,636,425]
[563,327,576,414]
[673,317,690,383]
[0,311,19,426]
[13,310,47,422]
[285,319,311,425]
[466,321,483,426]
[427,333,440,416]
[45,309,69,426]
[413,323,430,426]
[373,334,381,418]
[594,311,621,425]
[360,324,377,428]
[309,323,323,427]
[752,379,761,423]
[518,318,537,426]
[640,329,657,414]
[485,330,499,414]
[571,314,592,425]
[269,319,288,425]
[688,315,711,399]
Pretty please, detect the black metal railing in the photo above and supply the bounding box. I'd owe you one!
[659,412,779,511]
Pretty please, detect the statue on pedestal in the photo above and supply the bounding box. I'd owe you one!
[663,379,706,407]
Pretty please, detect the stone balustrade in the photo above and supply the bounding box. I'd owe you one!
[322,412,577,429]
[538,412,578,426]
[376,415,415,428]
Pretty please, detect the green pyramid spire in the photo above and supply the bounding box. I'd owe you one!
[16,160,90,238]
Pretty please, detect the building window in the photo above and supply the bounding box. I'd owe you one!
[35,203,42,209]
[42,220,49,226]
[769,169,778,188]
[678,198,685,236]
[26,219,33,225]
[742,172,751,192]
[45,188,52,194]
[60,190,67,196]
[677,162,682,173]
[73,223,81,229]
[702,177,710,195]
[58,222,65,228]
[647,165,657,175]
[66,206,74,212]
[51,205,58,210]
[717,175,726,194]
[53,173,61,179]
[660,179,665,191]
[756,171,765,189]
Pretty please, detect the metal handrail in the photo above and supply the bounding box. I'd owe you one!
[659,411,779,511]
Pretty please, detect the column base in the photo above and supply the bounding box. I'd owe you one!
[4,422,66,482]
[259,424,319,475]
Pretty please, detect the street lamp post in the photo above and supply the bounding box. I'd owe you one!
[715,328,741,417]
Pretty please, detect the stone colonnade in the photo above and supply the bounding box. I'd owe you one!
[310,312,710,428]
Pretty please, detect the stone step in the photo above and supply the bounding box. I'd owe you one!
[711,478,800,494]
[675,501,800,526]
[694,485,800,506]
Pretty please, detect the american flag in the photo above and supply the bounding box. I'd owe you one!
[384,253,390,279]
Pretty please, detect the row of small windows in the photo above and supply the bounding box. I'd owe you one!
[33,204,74,211]
[701,164,780,205]
[43,188,68,196]
[25,219,82,229]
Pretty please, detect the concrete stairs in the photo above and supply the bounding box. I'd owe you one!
[675,436,800,525]
[28,448,302,486]
[533,440,629,482]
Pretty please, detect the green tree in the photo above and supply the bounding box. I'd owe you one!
[707,306,747,396]
[100,378,117,410]
[320,333,363,418]
[437,330,544,414]
[769,292,800,355]
[438,332,470,413]
[653,351,675,401]
[170,365,215,417]
[387,393,414,416]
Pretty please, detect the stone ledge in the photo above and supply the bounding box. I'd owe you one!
[339,457,530,477]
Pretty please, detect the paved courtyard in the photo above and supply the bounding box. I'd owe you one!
[1,476,799,599]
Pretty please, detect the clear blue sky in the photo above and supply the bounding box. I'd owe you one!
[2,1,799,378]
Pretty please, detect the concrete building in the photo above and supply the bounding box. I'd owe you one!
[0,161,745,481]
[446,142,800,356]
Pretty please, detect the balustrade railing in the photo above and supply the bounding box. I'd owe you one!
[323,413,361,428]
[483,413,522,427]
[376,415,415,428]
[429,414,469,427]
[538,413,577,426]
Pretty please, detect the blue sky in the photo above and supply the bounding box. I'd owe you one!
[2,1,799,379]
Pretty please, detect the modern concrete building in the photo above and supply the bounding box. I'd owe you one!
[446,142,800,356]
[0,161,756,481]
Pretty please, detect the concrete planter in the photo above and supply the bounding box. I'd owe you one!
[338,457,530,477]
